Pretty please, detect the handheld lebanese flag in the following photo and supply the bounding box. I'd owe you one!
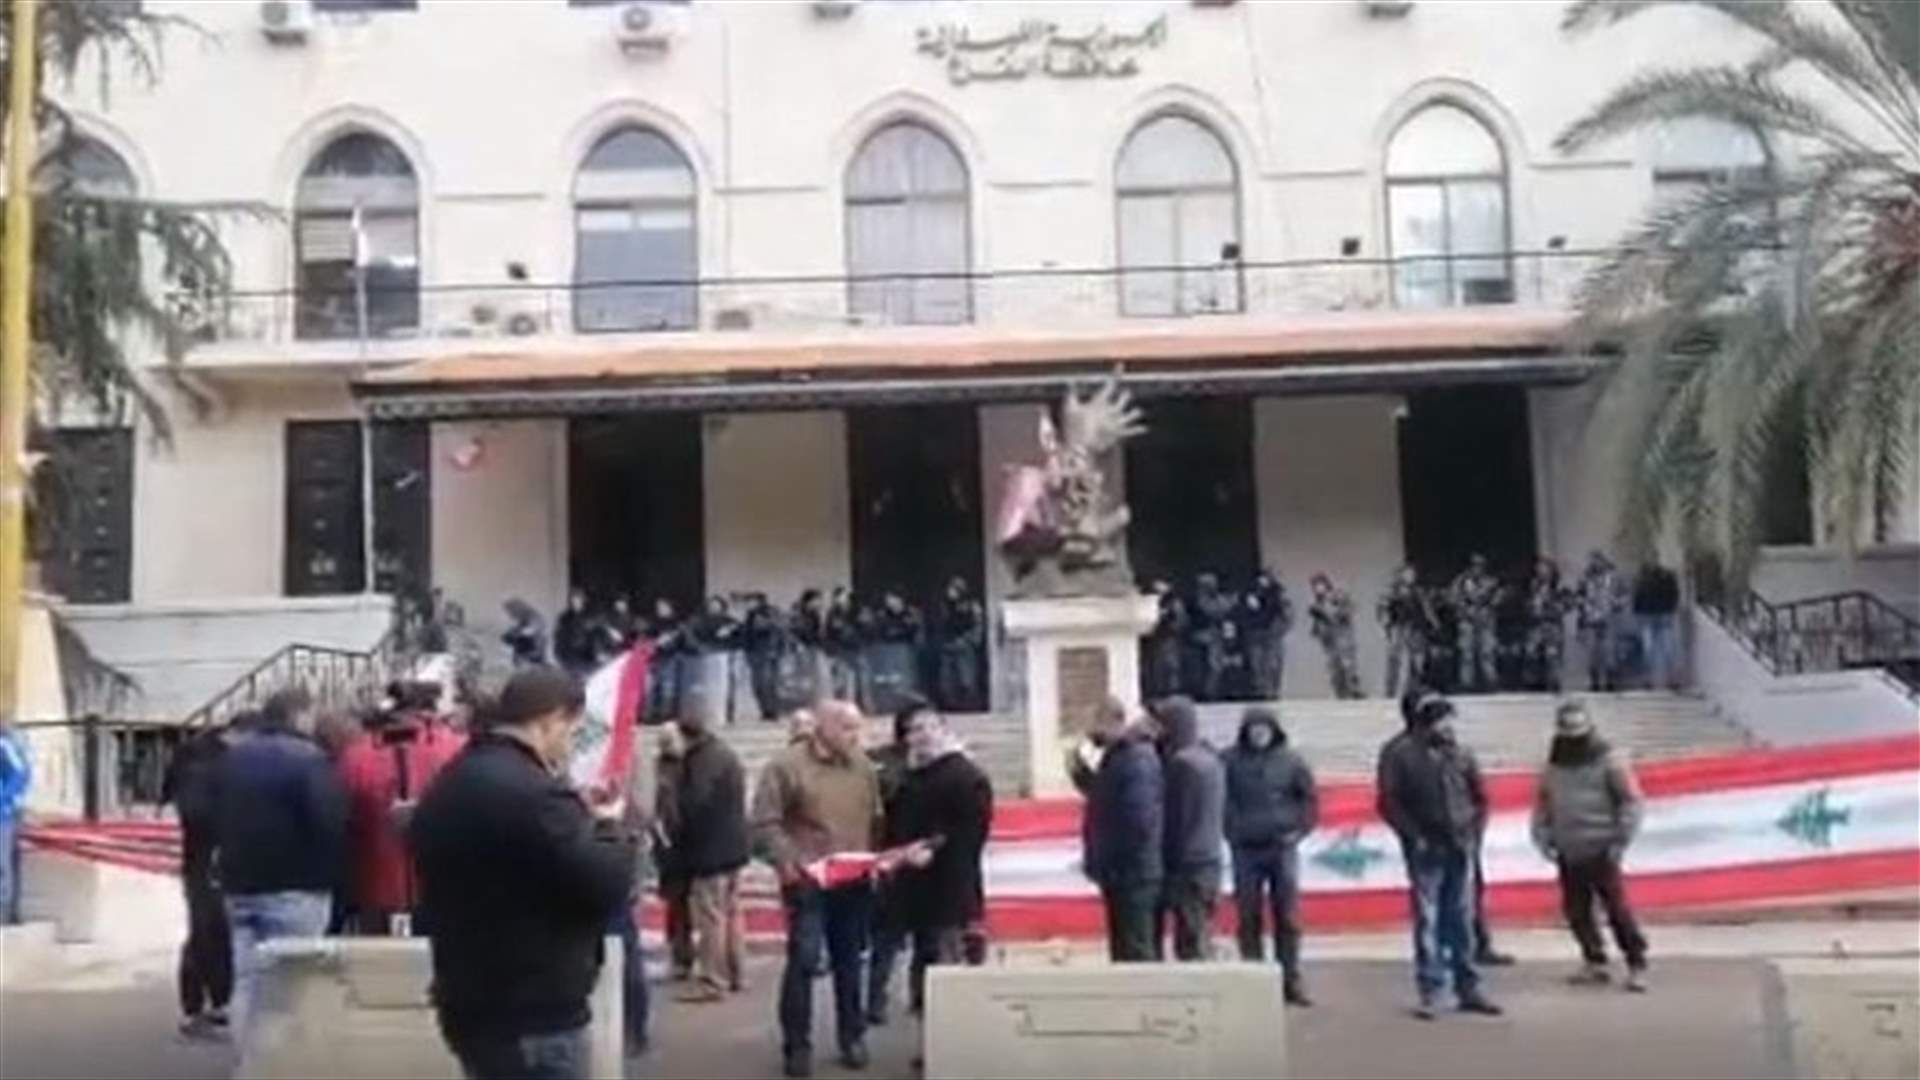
[567,641,654,795]
[801,839,942,888]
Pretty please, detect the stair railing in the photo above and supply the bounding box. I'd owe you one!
[1700,588,1920,694]
[182,632,402,728]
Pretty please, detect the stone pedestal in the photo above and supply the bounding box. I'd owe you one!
[1001,594,1158,797]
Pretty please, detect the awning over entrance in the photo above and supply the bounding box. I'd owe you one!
[352,308,1592,420]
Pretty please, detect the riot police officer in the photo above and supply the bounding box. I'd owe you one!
[1449,554,1502,693]
[1240,569,1293,700]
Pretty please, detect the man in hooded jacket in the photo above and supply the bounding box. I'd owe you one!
[891,701,993,1015]
[1152,696,1225,962]
[1221,706,1317,1005]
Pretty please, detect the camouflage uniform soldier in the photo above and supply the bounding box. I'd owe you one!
[1523,558,1572,692]
[1377,564,1432,698]
[1449,554,1501,692]
[1308,573,1363,699]
[1575,551,1626,692]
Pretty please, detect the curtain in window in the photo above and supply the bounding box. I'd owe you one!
[1116,114,1241,317]
[573,127,698,332]
[1385,104,1510,308]
[845,122,971,326]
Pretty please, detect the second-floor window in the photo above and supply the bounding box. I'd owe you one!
[845,121,972,326]
[573,126,698,333]
[37,135,137,199]
[1115,113,1243,317]
[295,131,420,341]
[1386,103,1511,308]
[1649,117,1770,205]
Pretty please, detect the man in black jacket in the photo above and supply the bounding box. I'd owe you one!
[210,690,346,1039]
[411,668,638,1080]
[1222,706,1317,1005]
[891,700,993,1015]
[163,720,241,1040]
[1375,694,1502,1020]
[1067,697,1163,963]
[672,708,749,1004]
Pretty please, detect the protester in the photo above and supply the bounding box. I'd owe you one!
[1067,697,1163,964]
[1222,706,1317,1005]
[337,681,464,935]
[890,700,993,1016]
[411,668,638,1080]
[1376,693,1502,1019]
[609,697,657,1059]
[162,722,236,1039]
[672,707,749,1004]
[1152,696,1225,962]
[865,706,915,1027]
[1532,701,1649,992]
[653,724,695,981]
[211,688,348,1035]
[1632,560,1682,690]
[750,699,881,1079]
[0,714,29,927]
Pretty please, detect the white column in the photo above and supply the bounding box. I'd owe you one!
[701,410,851,606]
[1253,395,1405,700]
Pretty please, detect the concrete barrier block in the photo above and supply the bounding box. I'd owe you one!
[19,848,182,951]
[1769,958,1920,1080]
[0,921,60,988]
[239,937,623,1080]
[924,962,1287,1079]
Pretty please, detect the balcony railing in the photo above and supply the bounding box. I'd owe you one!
[172,249,1606,350]
[1701,588,1920,695]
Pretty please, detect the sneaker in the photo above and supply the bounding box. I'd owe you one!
[1624,968,1649,994]
[782,1048,812,1079]
[1412,997,1439,1021]
[1474,949,1517,967]
[177,1015,212,1041]
[1567,963,1612,987]
[204,1008,230,1029]
[1284,983,1314,1008]
[840,1039,870,1071]
[1457,992,1505,1017]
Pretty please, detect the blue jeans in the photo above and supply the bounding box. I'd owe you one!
[609,901,649,1053]
[226,890,332,1037]
[780,883,872,1055]
[441,1022,589,1080]
[1639,614,1680,689]
[1404,843,1480,1000]
[0,818,20,926]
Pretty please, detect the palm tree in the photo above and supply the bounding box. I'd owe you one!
[3,3,245,706]
[1557,0,1919,594]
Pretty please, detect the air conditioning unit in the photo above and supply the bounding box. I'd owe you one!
[812,0,861,18]
[259,0,313,44]
[1362,0,1415,17]
[616,2,686,57]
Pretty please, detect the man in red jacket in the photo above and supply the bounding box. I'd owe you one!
[339,681,465,935]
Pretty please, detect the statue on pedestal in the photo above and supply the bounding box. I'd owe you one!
[996,376,1145,598]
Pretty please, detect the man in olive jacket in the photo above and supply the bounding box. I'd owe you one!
[1532,700,1649,991]
[1222,706,1317,1005]
[411,669,638,1080]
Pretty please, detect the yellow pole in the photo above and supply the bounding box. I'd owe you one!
[0,0,38,724]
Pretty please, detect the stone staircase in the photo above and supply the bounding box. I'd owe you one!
[712,692,1754,796]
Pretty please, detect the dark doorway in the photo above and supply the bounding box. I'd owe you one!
[847,403,984,612]
[568,414,704,612]
[285,420,367,597]
[370,421,431,600]
[33,427,134,604]
[1125,395,1259,590]
[1397,385,1538,579]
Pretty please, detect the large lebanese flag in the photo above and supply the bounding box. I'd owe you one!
[23,731,1919,937]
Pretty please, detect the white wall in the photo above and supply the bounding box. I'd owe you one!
[1692,609,1918,747]
[702,410,850,605]
[131,377,359,603]
[430,419,568,667]
[1252,395,1405,699]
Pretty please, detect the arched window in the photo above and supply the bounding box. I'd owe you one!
[1385,103,1511,308]
[845,121,971,326]
[1649,118,1769,203]
[573,126,698,333]
[1115,113,1242,317]
[295,131,420,340]
[37,135,136,198]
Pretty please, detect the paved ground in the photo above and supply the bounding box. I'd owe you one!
[0,952,1796,1080]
